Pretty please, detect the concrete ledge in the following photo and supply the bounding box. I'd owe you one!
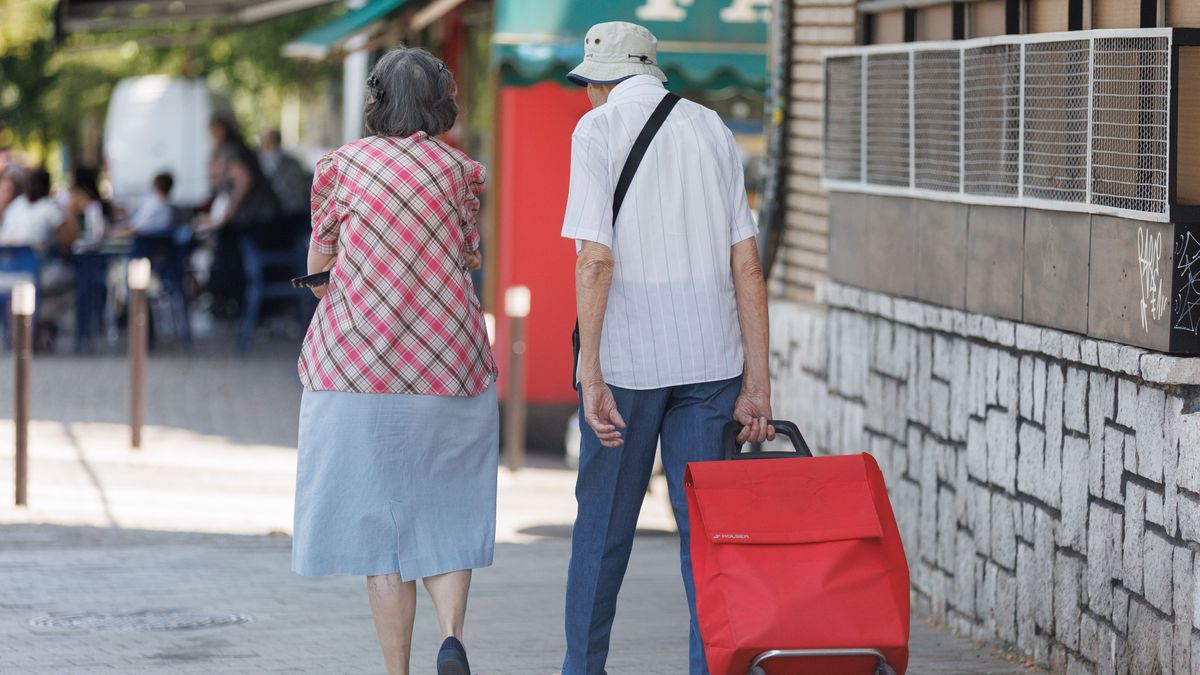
[817,282,1200,386]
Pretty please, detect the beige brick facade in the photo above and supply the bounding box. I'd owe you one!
[769,0,858,305]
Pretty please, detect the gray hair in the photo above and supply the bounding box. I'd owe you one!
[364,48,458,138]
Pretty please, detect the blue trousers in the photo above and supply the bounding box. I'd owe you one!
[562,375,742,675]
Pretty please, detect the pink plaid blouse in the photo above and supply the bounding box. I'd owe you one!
[298,133,497,396]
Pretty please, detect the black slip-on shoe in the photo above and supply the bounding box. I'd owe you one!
[437,636,471,675]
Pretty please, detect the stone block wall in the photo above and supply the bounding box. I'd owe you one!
[769,284,1200,674]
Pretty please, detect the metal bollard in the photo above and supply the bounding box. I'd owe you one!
[128,259,151,449]
[12,282,34,506]
[503,287,530,472]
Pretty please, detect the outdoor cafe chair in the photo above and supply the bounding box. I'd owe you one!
[131,231,193,349]
[237,234,312,355]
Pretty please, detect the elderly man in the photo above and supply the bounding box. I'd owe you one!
[560,21,775,675]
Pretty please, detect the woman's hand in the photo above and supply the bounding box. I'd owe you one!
[310,257,337,300]
[462,247,481,271]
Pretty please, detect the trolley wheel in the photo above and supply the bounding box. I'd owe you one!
[874,665,897,675]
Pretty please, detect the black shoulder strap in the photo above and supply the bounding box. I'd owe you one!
[611,93,680,224]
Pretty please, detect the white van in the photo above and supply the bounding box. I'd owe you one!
[103,76,228,207]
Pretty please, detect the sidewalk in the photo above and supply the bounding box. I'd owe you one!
[0,347,1039,674]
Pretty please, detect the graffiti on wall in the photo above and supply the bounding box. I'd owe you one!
[1173,229,1200,335]
[1138,227,1170,333]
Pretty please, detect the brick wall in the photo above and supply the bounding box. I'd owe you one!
[768,0,857,304]
[769,285,1200,674]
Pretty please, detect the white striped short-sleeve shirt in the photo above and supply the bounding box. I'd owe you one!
[562,75,758,390]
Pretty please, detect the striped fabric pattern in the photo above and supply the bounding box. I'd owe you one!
[299,133,496,396]
[561,76,758,390]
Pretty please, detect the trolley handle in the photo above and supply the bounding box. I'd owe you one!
[723,419,813,460]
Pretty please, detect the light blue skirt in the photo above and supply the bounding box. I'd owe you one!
[292,383,499,579]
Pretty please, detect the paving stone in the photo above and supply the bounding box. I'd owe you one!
[937,486,957,572]
[1140,353,1200,385]
[1079,339,1100,367]
[1172,547,1194,675]
[994,319,1017,348]
[1059,333,1082,363]
[1078,612,1100,666]
[1127,599,1174,674]
[1180,412,1200,496]
[1087,371,1116,497]
[1097,340,1122,373]
[1042,364,1064,509]
[930,379,951,440]
[1123,482,1147,595]
[949,339,971,442]
[971,484,993,560]
[1179,495,1200,547]
[1143,529,1175,615]
[1017,422,1046,502]
[1135,386,1167,482]
[1016,542,1040,657]
[1039,329,1064,360]
[988,410,1018,493]
[980,315,999,343]
[1086,503,1122,617]
[1054,553,1083,651]
[1103,425,1126,504]
[920,433,940,564]
[1116,378,1138,428]
[1059,436,1089,552]
[991,494,1017,570]
[997,352,1019,412]
[1032,359,1047,425]
[1019,355,1035,419]
[1113,584,1131,635]
[986,348,1001,408]
[969,343,989,418]
[1033,510,1056,630]
[1162,395,1183,537]
[908,332,934,425]
[954,530,977,618]
[1016,324,1042,353]
[995,567,1019,643]
[1063,367,1088,435]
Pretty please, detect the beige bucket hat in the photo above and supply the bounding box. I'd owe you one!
[567,21,668,86]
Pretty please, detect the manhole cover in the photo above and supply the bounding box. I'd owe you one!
[29,610,252,632]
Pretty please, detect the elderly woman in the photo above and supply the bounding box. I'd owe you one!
[293,48,498,675]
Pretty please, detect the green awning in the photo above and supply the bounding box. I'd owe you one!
[283,0,413,60]
[493,0,769,93]
[494,43,767,92]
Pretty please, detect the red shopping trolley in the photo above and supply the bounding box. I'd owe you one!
[685,421,910,675]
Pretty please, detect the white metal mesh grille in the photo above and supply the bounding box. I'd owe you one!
[865,53,911,187]
[913,50,961,192]
[963,45,1021,197]
[820,29,1177,222]
[1023,40,1090,202]
[823,55,863,182]
[1091,37,1170,214]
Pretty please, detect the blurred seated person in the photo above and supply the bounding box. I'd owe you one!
[202,116,281,317]
[0,168,64,250]
[62,166,107,253]
[124,172,175,236]
[258,129,311,235]
[0,167,25,229]
[0,168,75,349]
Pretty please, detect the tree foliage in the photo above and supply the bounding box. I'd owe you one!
[0,0,339,166]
